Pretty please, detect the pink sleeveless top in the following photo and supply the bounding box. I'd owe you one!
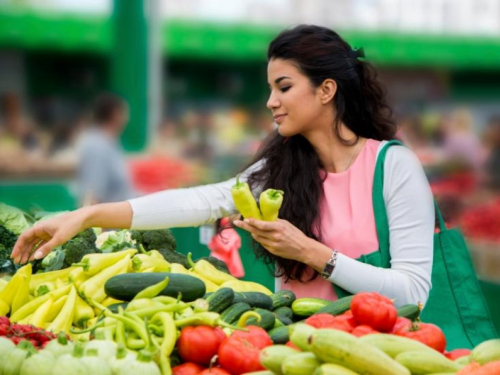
[280,139,381,300]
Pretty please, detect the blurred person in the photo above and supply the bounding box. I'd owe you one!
[0,93,39,152]
[76,93,136,205]
[14,25,436,307]
[482,115,500,190]
[441,108,485,171]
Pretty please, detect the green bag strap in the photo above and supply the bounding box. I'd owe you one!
[373,140,446,266]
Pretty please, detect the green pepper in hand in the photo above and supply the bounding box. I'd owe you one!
[259,189,284,221]
[231,174,262,220]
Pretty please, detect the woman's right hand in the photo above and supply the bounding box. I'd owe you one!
[11,210,87,264]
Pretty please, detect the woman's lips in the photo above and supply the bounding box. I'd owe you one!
[274,114,286,124]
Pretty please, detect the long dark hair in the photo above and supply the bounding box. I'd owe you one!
[246,25,397,282]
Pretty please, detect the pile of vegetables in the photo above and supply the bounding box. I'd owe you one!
[0,316,57,349]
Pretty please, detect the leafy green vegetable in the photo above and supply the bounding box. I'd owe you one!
[96,230,135,253]
[40,248,66,272]
[0,203,31,235]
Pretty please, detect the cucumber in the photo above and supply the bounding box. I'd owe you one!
[206,287,234,313]
[104,272,206,302]
[311,329,410,375]
[271,290,296,310]
[232,292,245,304]
[269,326,290,344]
[291,298,330,318]
[314,364,359,375]
[273,318,284,329]
[245,308,276,331]
[220,302,251,324]
[237,292,274,310]
[471,339,500,365]
[274,306,293,320]
[395,351,461,374]
[260,345,299,375]
[282,352,321,375]
[316,295,353,316]
[359,333,439,358]
[397,304,421,321]
[275,315,293,326]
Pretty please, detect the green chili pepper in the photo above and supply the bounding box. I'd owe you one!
[151,312,177,358]
[174,311,246,331]
[259,189,284,221]
[237,310,262,328]
[126,336,146,350]
[115,307,126,347]
[130,302,189,319]
[231,174,263,220]
[152,296,178,305]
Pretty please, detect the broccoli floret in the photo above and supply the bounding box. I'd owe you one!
[130,229,176,253]
[161,251,189,268]
[62,228,100,267]
[198,256,230,274]
[0,225,18,262]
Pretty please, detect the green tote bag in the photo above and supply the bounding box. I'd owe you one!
[334,140,498,350]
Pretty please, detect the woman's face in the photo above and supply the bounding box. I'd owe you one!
[267,58,326,137]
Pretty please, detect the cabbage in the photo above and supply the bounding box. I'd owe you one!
[0,203,32,235]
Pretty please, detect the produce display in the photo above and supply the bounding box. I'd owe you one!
[1,200,499,374]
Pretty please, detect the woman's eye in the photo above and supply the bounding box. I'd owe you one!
[280,86,291,93]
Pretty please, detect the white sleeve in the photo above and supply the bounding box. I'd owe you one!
[329,146,434,307]
[127,160,265,229]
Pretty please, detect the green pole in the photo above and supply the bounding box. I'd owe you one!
[112,0,149,152]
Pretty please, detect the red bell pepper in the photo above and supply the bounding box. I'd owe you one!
[394,321,447,353]
[351,324,379,337]
[218,326,272,375]
[178,326,227,366]
[172,362,206,375]
[351,292,397,332]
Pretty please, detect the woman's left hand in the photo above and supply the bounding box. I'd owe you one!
[233,218,312,262]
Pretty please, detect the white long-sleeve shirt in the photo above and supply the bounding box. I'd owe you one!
[128,141,434,306]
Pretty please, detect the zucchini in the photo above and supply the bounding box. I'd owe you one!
[397,304,421,321]
[310,329,410,375]
[271,290,296,310]
[260,345,299,374]
[238,292,273,310]
[220,302,251,324]
[314,364,359,375]
[104,272,206,302]
[282,352,321,375]
[316,295,353,316]
[269,326,290,344]
[206,287,234,313]
[395,351,461,374]
[291,298,330,318]
[359,333,439,358]
[274,306,293,320]
[245,308,276,331]
[471,339,500,365]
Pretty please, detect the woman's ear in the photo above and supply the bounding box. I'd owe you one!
[319,79,337,105]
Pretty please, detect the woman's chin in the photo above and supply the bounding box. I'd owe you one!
[277,125,295,137]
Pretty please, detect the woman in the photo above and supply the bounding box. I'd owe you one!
[11,25,434,307]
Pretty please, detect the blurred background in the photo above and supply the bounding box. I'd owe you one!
[0,0,499,322]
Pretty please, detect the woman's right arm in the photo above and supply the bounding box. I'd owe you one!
[12,160,264,264]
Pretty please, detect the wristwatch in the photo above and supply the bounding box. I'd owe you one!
[321,249,338,279]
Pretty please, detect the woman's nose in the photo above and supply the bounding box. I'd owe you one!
[266,92,280,110]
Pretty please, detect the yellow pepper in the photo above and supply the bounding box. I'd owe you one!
[10,284,71,322]
[69,267,89,288]
[47,295,70,324]
[29,297,54,328]
[11,274,30,314]
[78,254,131,303]
[73,294,95,328]
[0,279,8,293]
[231,174,262,220]
[220,280,273,295]
[102,296,122,307]
[131,254,171,273]
[260,189,284,221]
[0,263,31,310]
[186,253,236,285]
[0,299,9,316]
[73,248,137,276]
[29,266,76,295]
[47,285,77,333]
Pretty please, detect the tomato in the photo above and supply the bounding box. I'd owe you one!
[351,325,379,337]
[199,368,231,375]
[172,362,206,375]
[178,326,226,366]
[351,292,398,332]
[395,321,447,353]
[285,341,300,350]
[305,314,337,328]
[305,313,356,332]
[391,317,411,334]
[445,348,471,360]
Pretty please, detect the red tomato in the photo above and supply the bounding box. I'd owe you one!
[285,341,300,350]
[218,326,272,375]
[445,348,471,360]
[395,321,447,353]
[305,314,337,328]
[351,292,398,332]
[199,368,231,375]
[305,314,356,332]
[178,326,226,366]
[172,363,206,375]
[391,317,411,334]
[351,325,379,337]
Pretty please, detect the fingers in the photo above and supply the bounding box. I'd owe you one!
[243,218,277,231]
[19,237,42,264]
[11,229,39,264]
[29,239,55,262]
[233,219,274,240]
